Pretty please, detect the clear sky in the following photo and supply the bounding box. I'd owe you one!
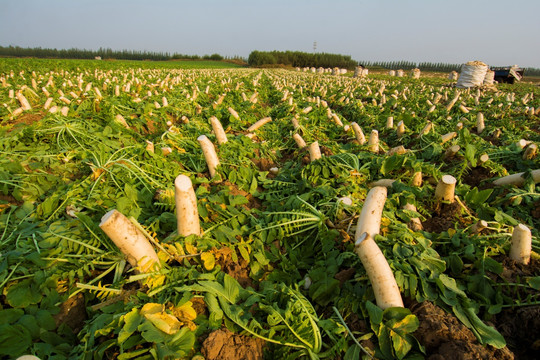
[1,0,539,68]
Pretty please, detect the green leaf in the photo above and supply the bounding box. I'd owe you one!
[381,155,406,176]
[36,309,57,331]
[0,308,24,324]
[119,308,143,345]
[464,144,477,167]
[366,301,383,326]
[5,278,43,308]
[527,276,540,290]
[138,321,167,343]
[0,324,32,357]
[453,303,506,349]
[437,274,466,297]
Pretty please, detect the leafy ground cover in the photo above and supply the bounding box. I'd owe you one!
[0,59,539,359]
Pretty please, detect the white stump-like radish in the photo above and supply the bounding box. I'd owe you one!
[476,113,485,134]
[309,142,322,162]
[444,145,460,160]
[115,114,130,129]
[412,171,422,187]
[493,169,540,187]
[16,92,31,110]
[368,130,379,153]
[435,175,457,202]
[291,116,300,130]
[354,187,403,309]
[478,153,489,165]
[403,203,423,231]
[386,116,394,129]
[44,97,53,110]
[420,121,432,136]
[351,122,366,145]
[470,220,488,234]
[369,179,395,188]
[509,224,532,265]
[387,145,407,156]
[197,135,220,178]
[293,133,307,148]
[100,210,160,272]
[174,175,201,237]
[145,140,154,153]
[516,139,531,149]
[523,144,537,160]
[247,117,272,132]
[302,106,312,114]
[228,107,239,120]
[210,116,228,145]
[396,121,405,138]
[331,113,343,127]
[441,132,457,144]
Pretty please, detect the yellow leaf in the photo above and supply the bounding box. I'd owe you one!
[185,242,197,255]
[200,252,215,270]
[144,274,166,289]
[173,301,198,321]
[448,228,456,237]
[140,303,164,316]
[144,312,181,335]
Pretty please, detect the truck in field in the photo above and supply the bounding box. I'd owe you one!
[491,65,524,84]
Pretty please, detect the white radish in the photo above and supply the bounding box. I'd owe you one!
[100,210,160,272]
[247,117,272,132]
[509,224,532,265]
[435,175,457,202]
[197,135,220,178]
[174,175,201,237]
[368,130,379,153]
[293,133,307,148]
[403,203,423,231]
[493,169,540,187]
[210,116,228,145]
[354,187,403,309]
[309,142,322,162]
[351,122,366,145]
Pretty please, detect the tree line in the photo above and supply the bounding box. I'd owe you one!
[248,50,358,69]
[0,45,234,62]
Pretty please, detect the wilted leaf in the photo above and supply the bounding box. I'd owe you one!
[144,312,181,335]
[200,252,215,270]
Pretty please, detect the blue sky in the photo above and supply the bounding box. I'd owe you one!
[1,0,539,67]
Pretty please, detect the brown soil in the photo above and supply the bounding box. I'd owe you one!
[5,112,44,131]
[462,167,496,189]
[496,306,540,359]
[411,301,514,360]
[499,257,540,281]
[0,194,23,206]
[422,201,466,233]
[54,292,87,334]
[212,247,253,289]
[321,146,334,157]
[201,328,265,360]
[335,267,356,286]
[532,200,540,219]
[251,157,276,172]
[222,180,262,210]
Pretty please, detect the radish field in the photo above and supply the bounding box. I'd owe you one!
[0,58,539,360]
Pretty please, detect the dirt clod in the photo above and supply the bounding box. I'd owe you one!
[422,201,465,233]
[202,328,265,360]
[212,247,253,288]
[54,292,87,334]
[411,301,514,360]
